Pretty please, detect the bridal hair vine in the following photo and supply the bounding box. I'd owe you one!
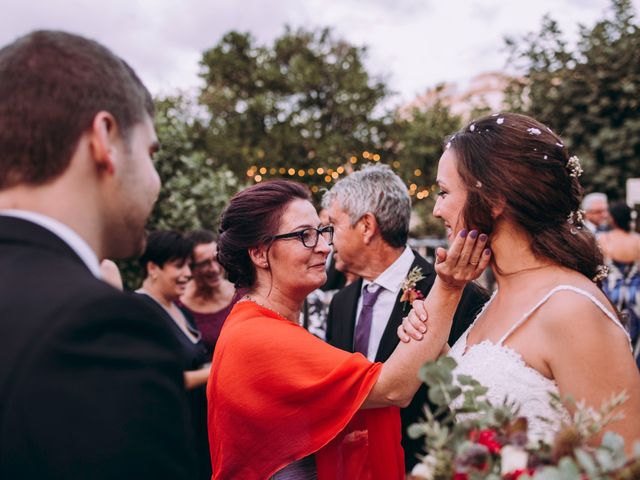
[592,264,609,283]
[400,266,426,311]
[566,155,583,178]
[567,209,585,234]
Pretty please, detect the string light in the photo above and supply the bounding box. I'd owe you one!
[337,166,344,174]
[349,156,357,164]
[288,168,295,176]
[414,169,422,177]
[308,168,315,175]
[298,169,305,177]
[279,167,286,174]
[259,167,267,175]
[362,151,370,159]
[317,167,324,175]
[269,168,277,175]
[324,175,332,183]
[372,153,380,162]
[254,175,263,182]
[392,161,400,168]
[331,172,339,179]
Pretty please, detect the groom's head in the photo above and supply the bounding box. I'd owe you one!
[0,30,161,259]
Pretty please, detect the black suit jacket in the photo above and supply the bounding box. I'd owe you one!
[0,217,196,479]
[326,251,488,471]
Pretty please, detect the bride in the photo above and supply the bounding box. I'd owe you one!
[400,112,640,447]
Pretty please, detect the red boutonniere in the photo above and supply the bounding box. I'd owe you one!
[400,266,425,310]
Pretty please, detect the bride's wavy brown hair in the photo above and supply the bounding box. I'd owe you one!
[446,112,603,281]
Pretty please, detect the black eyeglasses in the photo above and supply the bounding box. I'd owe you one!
[271,225,334,248]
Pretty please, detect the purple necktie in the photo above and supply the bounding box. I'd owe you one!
[353,284,384,356]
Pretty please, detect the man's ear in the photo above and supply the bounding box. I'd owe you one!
[89,111,120,175]
[359,212,378,245]
[248,244,270,269]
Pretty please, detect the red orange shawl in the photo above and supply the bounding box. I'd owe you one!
[207,301,404,479]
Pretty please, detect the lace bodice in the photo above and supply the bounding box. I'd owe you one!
[448,285,630,441]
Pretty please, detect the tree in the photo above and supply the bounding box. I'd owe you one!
[197,27,394,193]
[505,0,640,198]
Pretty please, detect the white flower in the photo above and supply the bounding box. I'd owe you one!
[470,124,476,132]
[500,445,529,475]
[527,127,541,135]
[496,117,504,124]
[412,454,437,480]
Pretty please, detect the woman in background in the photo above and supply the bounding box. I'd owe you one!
[599,201,640,365]
[137,230,211,480]
[178,230,238,357]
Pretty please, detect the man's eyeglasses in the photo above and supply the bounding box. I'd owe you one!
[271,225,334,248]
[190,257,217,270]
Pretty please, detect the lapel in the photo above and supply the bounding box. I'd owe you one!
[0,215,89,270]
[330,278,363,352]
[374,252,436,362]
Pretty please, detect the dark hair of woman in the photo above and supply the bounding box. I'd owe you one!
[217,180,311,288]
[609,201,632,232]
[447,112,603,281]
[139,230,194,270]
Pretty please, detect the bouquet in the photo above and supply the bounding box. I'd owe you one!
[409,357,640,480]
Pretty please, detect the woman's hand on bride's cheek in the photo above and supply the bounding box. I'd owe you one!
[397,300,429,343]
[436,229,491,289]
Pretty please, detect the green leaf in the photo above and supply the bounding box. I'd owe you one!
[574,449,598,476]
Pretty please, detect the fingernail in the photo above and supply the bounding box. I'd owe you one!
[420,326,427,333]
[484,248,491,255]
[479,234,487,242]
[459,229,468,238]
[418,334,424,340]
[469,230,478,239]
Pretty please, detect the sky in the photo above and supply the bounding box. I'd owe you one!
[2,0,638,107]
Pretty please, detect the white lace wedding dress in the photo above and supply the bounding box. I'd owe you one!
[448,285,630,441]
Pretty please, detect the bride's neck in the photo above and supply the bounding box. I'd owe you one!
[491,224,556,293]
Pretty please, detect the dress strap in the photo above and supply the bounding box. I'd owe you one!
[498,285,631,348]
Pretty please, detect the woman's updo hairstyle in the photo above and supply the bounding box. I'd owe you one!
[447,112,603,281]
[217,180,311,288]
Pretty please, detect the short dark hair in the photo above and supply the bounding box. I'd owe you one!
[186,229,217,247]
[0,30,154,189]
[217,180,311,288]
[609,201,632,232]
[448,112,603,281]
[139,231,194,273]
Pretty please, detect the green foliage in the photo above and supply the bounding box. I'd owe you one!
[197,27,392,188]
[118,94,244,289]
[505,0,640,199]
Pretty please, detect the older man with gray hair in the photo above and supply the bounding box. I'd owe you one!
[582,192,610,234]
[323,163,487,472]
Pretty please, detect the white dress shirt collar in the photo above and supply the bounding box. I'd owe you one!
[363,245,415,294]
[0,209,101,278]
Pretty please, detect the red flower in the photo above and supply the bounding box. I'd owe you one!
[400,287,424,304]
[503,468,535,479]
[469,429,502,454]
[453,473,469,480]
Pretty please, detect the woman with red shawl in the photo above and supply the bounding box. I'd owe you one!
[208,180,489,479]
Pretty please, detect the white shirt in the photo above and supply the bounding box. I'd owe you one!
[0,209,101,278]
[355,246,415,361]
